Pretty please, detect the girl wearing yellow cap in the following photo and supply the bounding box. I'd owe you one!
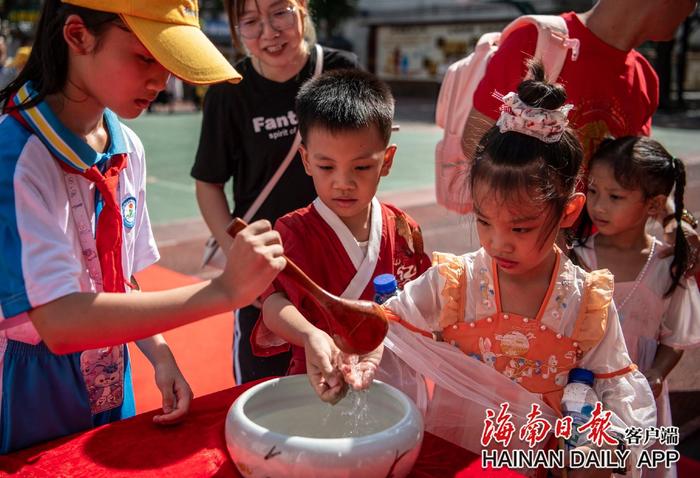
[0,0,285,452]
[191,0,359,385]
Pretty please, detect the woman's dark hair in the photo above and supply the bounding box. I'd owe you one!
[0,0,118,110]
[470,60,583,246]
[574,136,689,296]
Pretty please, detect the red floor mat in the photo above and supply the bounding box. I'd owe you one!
[129,265,235,413]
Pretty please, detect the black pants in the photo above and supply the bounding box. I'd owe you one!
[233,305,291,384]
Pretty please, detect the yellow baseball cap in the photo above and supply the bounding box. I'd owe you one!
[61,0,241,84]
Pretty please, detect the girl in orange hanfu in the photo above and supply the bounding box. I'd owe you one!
[376,62,656,477]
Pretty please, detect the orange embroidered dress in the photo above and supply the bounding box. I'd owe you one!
[378,248,656,459]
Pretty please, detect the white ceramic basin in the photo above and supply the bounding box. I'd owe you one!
[225,375,424,478]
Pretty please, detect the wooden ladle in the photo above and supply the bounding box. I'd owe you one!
[226,218,390,355]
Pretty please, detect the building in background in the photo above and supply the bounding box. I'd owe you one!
[200,0,236,58]
[1,1,697,107]
[340,0,700,103]
[341,0,591,94]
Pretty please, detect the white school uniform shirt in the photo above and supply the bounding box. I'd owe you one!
[0,84,159,344]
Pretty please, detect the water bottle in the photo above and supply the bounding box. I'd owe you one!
[373,274,398,304]
[561,368,598,449]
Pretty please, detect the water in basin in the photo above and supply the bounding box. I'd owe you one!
[247,388,403,438]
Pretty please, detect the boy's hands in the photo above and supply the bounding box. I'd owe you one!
[305,329,347,404]
[152,354,193,425]
[304,329,383,404]
[219,220,286,308]
[339,345,384,391]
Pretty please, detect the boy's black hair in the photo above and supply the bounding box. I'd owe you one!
[573,136,689,297]
[295,69,394,146]
[0,0,118,110]
[470,60,584,247]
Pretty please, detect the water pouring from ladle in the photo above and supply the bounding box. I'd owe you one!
[226,218,390,355]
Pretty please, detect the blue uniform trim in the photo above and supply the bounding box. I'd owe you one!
[0,117,32,319]
[12,83,129,172]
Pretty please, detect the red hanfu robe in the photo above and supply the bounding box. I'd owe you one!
[252,198,431,373]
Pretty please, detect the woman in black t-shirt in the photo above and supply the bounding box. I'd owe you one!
[191,0,358,384]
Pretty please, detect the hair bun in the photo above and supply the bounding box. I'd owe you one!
[517,59,567,110]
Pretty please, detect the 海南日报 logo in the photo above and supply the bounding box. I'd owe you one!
[122,196,137,229]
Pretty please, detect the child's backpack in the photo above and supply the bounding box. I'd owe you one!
[434,15,580,213]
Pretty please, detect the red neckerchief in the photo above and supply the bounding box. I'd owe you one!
[5,97,128,293]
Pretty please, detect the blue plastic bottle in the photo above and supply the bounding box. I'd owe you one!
[373,274,398,304]
[561,368,598,450]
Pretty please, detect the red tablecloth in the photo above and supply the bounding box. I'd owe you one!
[0,380,523,477]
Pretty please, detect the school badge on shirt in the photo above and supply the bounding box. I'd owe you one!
[122,196,137,229]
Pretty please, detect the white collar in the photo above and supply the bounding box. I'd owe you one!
[313,197,383,299]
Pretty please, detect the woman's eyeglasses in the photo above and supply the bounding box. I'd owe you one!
[237,6,297,39]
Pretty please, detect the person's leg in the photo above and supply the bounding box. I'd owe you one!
[233,305,291,384]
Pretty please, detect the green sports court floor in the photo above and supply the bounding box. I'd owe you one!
[124,112,443,225]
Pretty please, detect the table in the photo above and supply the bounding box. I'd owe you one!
[0,380,523,477]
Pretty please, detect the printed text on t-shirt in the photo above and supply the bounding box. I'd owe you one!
[253,111,298,140]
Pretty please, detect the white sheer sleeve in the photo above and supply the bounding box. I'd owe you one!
[579,303,657,467]
[661,275,700,349]
[382,264,445,331]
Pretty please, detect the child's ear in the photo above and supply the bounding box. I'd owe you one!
[380,144,397,177]
[560,192,586,228]
[646,194,667,217]
[63,14,98,55]
[299,143,312,176]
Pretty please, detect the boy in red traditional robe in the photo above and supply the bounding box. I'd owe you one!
[255,69,431,403]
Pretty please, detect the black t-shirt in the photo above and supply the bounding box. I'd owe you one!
[191,46,359,223]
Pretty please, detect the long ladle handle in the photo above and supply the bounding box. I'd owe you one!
[226,218,330,304]
[227,219,435,341]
